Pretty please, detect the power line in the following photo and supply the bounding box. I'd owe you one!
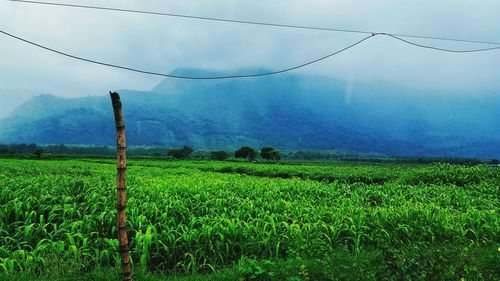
[1,28,498,80]
[385,33,500,46]
[0,29,375,79]
[379,33,500,53]
[6,0,371,35]
[6,0,500,46]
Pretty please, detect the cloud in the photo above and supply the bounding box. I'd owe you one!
[0,0,499,99]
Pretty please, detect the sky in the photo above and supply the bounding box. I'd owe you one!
[0,0,500,101]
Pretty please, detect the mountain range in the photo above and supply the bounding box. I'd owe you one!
[1,68,499,158]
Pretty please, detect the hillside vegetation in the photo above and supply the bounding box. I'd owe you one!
[1,69,500,158]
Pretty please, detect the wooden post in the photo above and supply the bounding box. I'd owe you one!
[110,92,132,281]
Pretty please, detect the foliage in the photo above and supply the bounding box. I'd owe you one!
[0,159,499,280]
[33,149,43,159]
[260,147,281,161]
[4,78,500,159]
[0,143,489,165]
[0,143,39,155]
[210,151,229,161]
[234,146,257,161]
[168,146,194,159]
[237,258,275,280]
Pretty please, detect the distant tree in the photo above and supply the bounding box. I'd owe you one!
[34,148,43,159]
[235,146,257,161]
[168,149,184,159]
[211,150,229,161]
[491,159,500,165]
[260,147,281,161]
[0,145,8,154]
[27,143,38,154]
[168,146,194,159]
[269,150,281,161]
[181,146,194,157]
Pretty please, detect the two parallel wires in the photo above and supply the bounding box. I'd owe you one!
[2,0,500,80]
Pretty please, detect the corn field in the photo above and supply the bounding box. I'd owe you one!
[0,159,499,279]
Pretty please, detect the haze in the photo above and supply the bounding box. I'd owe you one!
[0,0,499,115]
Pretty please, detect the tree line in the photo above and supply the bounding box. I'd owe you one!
[1,143,494,164]
[0,143,281,161]
[168,145,281,161]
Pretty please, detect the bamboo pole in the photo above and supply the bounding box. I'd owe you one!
[110,92,132,281]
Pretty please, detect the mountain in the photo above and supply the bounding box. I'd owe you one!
[0,68,499,158]
[0,89,38,119]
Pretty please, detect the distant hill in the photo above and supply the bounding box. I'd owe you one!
[0,89,38,118]
[0,68,499,158]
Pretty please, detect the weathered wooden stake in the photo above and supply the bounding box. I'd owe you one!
[110,92,132,281]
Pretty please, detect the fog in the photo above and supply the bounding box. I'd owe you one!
[0,0,499,117]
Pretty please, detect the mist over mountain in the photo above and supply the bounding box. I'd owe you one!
[0,89,38,118]
[0,68,499,158]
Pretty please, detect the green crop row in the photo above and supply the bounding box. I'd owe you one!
[0,159,498,280]
[120,159,500,187]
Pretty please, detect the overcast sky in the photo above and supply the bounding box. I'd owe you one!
[0,0,499,98]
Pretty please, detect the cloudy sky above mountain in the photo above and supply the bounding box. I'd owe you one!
[0,0,499,98]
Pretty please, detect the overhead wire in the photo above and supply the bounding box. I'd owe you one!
[0,29,375,79]
[2,1,500,79]
[6,0,500,46]
[6,0,372,36]
[381,33,500,52]
[1,28,499,80]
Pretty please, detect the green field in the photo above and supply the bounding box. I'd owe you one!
[0,159,499,280]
